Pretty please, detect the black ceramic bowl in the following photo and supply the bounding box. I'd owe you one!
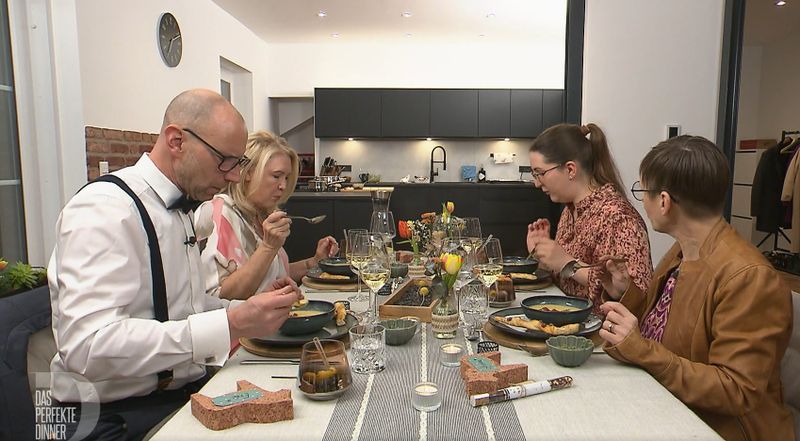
[521,295,592,326]
[280,300,336,336]
[318,257,355,277]
[501,256,539,274]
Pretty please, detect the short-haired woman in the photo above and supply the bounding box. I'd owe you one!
[527,123,653,315]
[599,135,794,441]
[195,131,337,300]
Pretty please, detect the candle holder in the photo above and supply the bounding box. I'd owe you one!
[439,343,464,367]
[412,382,441,412]
[477,340,499,354]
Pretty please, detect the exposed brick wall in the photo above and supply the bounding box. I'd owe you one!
[85,126,158,180]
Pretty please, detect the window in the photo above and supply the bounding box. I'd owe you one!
[0,0,25,262]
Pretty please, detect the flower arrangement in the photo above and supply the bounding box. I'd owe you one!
[437,252,463,292]
[0,258,48,297]
[398,201,461,260]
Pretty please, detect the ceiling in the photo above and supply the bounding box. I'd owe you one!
[744,0,800,45]
[211,0,567,44]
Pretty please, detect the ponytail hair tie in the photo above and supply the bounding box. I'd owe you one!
[580,125,590,136]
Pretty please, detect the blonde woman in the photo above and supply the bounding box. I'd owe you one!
[196,130,337,300]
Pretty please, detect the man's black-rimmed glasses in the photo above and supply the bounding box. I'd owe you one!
[183,128,250,172]
[630,180,679,203]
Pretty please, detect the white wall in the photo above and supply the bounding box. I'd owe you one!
[76,0,271,134]
[264,41,565,97]
[757,28,800,139]
[582,0,725,262]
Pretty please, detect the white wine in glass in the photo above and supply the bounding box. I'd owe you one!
[361,266,390,292]
[474,263,503,288]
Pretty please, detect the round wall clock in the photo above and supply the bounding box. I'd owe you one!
[158,12,182,67]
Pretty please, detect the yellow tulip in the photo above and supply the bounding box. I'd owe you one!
[441,253,462,275]
[446,201,455,213]
[0,259,6,271]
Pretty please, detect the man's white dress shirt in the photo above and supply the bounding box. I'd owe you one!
[48,154,232,402]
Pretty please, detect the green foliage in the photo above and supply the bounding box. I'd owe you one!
[0,258,47,296]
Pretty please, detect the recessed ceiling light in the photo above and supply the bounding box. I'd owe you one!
[776,0,786,5]
[401,11,413,18]
[317,10,327,18]
[486,13,496,19]
[331,33,340,38]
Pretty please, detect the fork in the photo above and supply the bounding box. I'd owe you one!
[574,257,627,270]
[288,215,327,224]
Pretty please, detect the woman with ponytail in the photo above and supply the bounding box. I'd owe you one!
[195,130,338,300]
[527,123,652,315]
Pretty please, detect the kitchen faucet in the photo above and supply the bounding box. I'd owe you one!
[429,145,447,183]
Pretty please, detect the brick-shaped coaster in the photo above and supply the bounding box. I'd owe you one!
[459,351,528,396]
[191,380,293,430]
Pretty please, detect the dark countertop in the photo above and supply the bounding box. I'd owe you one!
[291,181,533,197]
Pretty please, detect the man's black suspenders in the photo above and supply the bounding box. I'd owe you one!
[85,175,173,390]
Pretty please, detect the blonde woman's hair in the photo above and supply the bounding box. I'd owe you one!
[225,130,299,224]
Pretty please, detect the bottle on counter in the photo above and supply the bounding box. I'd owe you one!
[477,165,487,183]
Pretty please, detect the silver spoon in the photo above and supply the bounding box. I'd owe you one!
[289,215,327,224]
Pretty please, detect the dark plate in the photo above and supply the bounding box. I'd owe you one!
[253,313,357,347]
[488,307,601,340]
[318,257,355,276]
[306,266,357,284]
[501,256,539,273]
[505,268,551,285]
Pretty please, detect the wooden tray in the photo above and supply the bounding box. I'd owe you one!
[482,321,603,352]
[301,276,358,291]
[240,336,351,359]
[379,279,436,322]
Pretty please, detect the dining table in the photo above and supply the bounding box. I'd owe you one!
[151,281,723,441]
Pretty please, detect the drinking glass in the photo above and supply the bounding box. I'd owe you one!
[298,339,352,399]
[349,324,387,374]
[474,237,503,289]
[359,233,391,324]
[346,229,370,306]
[460,218,483,262]
[459,280,489,341]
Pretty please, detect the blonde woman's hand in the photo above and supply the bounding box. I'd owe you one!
[526,218,550,254]
[314,236,339,262]
[261,210,291,251]
[596,255,631,300]
[598,302,639,346]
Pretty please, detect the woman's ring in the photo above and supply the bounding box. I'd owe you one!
[608,323,614,333]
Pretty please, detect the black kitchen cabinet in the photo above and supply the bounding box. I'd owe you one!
[381,89,430,137]
[510,89,543,138]
[430,90,478,137]
[282,199,335,260]
[314,89,350,138]
[542,89,565,130]
[314,88,381,138]
[478,89,511,138]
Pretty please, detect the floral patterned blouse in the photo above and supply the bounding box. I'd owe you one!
[194,194,289,297]
[554,184,653,315]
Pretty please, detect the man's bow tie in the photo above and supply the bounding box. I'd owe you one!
[168,195,201,214]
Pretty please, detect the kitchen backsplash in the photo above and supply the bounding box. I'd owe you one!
[318,139,533,182]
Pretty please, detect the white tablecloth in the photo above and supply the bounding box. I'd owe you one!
[151,283,722,441]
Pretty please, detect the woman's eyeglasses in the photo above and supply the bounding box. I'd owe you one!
[530,164,564,181]
[183,128,250,172]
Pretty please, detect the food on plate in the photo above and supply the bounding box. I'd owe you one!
[319,272,351,280]
[334,302,347,326]
[292,298,309,308]
[509,272,538,281]
[530,304,579,313]
[289,310,323,318]
[493,315,579,335]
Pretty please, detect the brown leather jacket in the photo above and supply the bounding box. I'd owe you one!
[605,219,794,441]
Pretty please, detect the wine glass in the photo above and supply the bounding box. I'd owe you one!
[474,237,503,289]
[358,233,391,324]
[459,217,482,269]
[346,229,369,306]
[370,211,396,259]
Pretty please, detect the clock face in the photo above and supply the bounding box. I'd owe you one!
[158,12,182,67]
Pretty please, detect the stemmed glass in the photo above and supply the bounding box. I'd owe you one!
[346,229,369,305]
[471,237,502,340]
[459,218,482,269]
[358,233,392,325]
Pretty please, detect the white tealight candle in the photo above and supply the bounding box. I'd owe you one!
[412,382,441,412]
[439,343,464,367]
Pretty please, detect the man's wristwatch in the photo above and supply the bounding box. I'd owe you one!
[559,259,579,280]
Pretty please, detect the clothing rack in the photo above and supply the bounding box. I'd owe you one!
[758,129,799,251]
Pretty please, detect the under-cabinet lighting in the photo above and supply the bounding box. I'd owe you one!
[317,10,327,18]
[426,138,432,141]
[776,0,786,5]
[504,138,510,142]
[402,11,413,18]
[348,138,354,141]
[331,33,340,38]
